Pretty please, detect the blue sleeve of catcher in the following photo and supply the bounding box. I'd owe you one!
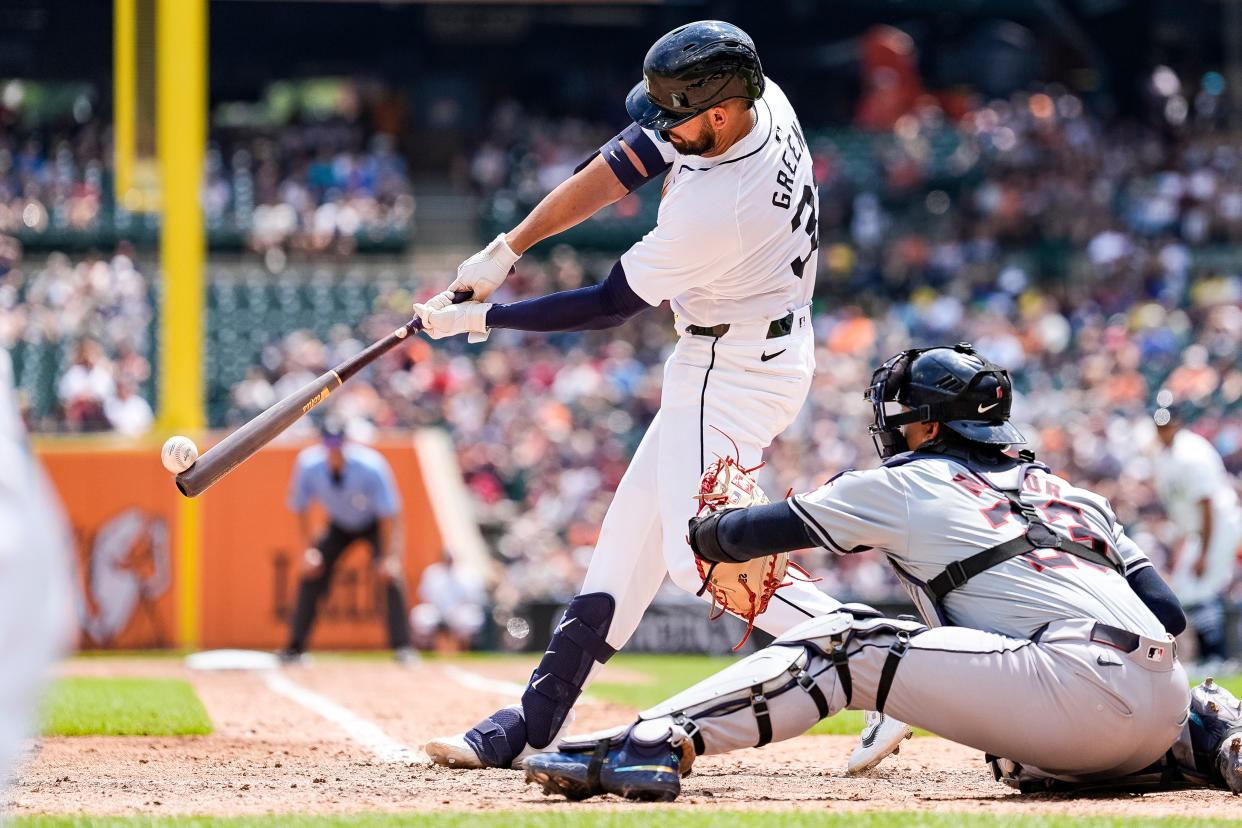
[714,501,819,561]
[1126,566,1187,636]
[575,122,671,191]
[486,261,651,332]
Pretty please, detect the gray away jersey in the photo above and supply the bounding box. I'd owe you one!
[789,455,1164,640]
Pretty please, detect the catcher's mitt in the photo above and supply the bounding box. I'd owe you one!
[691,449,813,651]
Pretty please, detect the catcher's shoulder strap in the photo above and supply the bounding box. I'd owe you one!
[923,462,1123,604]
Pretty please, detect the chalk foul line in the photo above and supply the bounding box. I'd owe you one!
[263,670,426,764]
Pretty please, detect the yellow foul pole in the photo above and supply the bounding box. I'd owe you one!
[157,0,207,648]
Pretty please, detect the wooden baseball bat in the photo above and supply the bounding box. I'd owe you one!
[175,290,472,498]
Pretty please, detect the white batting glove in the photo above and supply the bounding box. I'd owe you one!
[413,300,494,341]
[424,234,518,314]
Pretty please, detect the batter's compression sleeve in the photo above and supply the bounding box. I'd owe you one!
[690,501,818,563]
[486,261,652,332]
[1126,566,1187,636]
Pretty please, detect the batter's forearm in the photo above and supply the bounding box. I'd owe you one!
[506,155,627,254]
[486,261,650,332]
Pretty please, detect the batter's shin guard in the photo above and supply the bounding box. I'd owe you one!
[522,592,617,749]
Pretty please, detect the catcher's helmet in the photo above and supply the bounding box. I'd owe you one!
[625,20,765,132]
[865,343,1025,459]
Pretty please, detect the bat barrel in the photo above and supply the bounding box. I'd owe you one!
[174,291,470,498]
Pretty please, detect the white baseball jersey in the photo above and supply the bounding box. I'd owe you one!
[620,80,818,328]
[1153,429,1240,535]
[789,455,1164,640]
[1153,429,1242,602]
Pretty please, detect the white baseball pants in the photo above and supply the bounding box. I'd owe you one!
[580,306,841,650]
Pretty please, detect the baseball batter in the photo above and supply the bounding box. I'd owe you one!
[417,20,909,773]
[525,345,1242,801]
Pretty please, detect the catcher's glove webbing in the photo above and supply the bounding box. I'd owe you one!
[691,440,815,650]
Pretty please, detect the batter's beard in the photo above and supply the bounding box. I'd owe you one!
[668,121,718,156]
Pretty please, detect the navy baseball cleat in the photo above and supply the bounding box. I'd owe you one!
[524,722,684,802]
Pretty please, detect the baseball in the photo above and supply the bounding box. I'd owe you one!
[161,435,199,474]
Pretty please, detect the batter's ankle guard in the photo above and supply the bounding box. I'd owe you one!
[463,706,528,768]
[522,592,617,749]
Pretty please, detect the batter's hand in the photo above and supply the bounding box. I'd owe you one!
[412,300,493,340]
[426,233,519,314]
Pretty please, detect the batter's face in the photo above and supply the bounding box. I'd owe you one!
[665,111,720,156]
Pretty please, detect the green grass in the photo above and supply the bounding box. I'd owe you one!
[40,677,212,736]
[11,813,1242,827]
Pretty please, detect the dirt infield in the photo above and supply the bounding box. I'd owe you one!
[8,657,1239,819]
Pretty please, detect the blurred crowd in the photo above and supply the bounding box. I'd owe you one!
[208,121,414,254]
[0,121,109,235]
[0,117,413,252]
[0,239,153,434]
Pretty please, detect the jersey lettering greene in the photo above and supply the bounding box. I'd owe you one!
[788,455,1164,640]
[620,79,818,328]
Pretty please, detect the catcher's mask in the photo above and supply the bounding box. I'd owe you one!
[865,343,1026,459]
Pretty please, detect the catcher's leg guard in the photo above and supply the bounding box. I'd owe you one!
[521,592,617,749]
[632,611,927,757]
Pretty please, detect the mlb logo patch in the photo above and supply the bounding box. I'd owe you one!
[1147,645,1165,661]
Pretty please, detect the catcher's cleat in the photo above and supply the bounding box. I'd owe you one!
[524,726,682,802]
[425,706,575,770]
[846,711,913,775]
[1189,678,1242,794]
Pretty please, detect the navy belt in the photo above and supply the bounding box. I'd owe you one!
[1089,622,1141,653]
[686,312,793,339]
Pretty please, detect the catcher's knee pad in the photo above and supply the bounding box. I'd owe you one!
[522,592,616,749]
[774,610,927,713]
[637,641,828,752]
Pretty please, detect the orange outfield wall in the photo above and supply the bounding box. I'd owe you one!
[39,437,443,651]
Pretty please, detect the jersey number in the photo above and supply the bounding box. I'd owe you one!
[978,498,1112,573]
[789,184,819,279]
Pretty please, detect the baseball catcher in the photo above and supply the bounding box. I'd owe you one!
[525,344,1242,801]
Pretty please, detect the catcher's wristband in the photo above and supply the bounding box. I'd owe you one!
[688,509,741,564]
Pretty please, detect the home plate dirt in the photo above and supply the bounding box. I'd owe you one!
[7,658,1237,818]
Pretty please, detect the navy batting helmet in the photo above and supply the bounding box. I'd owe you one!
[625,20,765,132]
[865,343,1025,459]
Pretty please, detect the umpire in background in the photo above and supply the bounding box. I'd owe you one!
[279,421,415,664]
